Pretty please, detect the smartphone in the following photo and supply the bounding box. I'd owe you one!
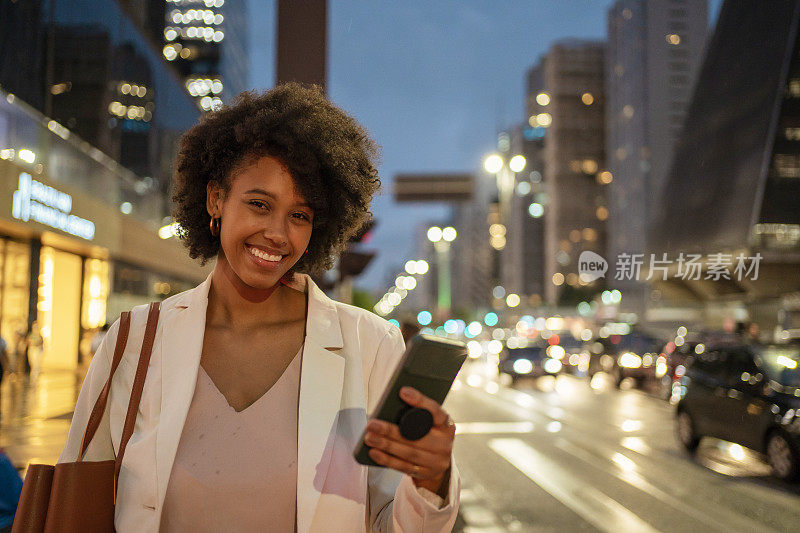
[354,334,468,467]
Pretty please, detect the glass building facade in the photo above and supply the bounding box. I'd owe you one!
[0,0,212,372]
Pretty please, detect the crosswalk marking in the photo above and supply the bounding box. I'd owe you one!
[488,437,661,533]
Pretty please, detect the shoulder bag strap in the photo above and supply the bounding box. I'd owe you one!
[114,301,161,502]
[79,311,132,460]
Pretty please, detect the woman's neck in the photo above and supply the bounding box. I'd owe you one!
[207,255,288,329]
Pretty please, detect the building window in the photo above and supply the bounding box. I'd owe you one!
[785,127,800,141]
[787,78,800,98]
[773,153,800,178]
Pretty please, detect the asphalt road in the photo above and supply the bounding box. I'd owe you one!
[446,363,800,532]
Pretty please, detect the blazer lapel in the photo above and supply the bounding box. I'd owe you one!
[293,275,345,533]
[155,275,210,508]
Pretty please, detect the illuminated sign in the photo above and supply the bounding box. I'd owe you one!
[12,173,95,240]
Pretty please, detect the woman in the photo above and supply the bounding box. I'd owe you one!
[59,84,460,532]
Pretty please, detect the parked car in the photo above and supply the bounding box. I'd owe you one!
[674,343,800,481]
[587,331,663,387]
[499,344,560,383]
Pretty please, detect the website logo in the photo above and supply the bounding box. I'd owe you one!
[579,251,608,282]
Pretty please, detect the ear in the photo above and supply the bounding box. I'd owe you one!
[206,181,224,217]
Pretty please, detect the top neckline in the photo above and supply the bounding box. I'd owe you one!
[198,346,303,414]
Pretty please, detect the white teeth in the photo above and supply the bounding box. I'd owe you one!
[247,246,282,262]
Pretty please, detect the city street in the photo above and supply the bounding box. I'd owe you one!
[4,363,799,532]
[447,363,800,533]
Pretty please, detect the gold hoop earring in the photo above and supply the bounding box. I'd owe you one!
[209,216,220,237]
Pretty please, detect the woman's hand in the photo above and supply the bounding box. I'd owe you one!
[365,386,456,497]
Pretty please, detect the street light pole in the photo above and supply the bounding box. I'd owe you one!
[428,225,457,320]
[435,239,450,314]
[485,153,526,225]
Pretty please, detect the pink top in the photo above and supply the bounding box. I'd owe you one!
[160,348,303,532]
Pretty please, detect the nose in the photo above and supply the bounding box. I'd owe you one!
[261,216,289,248]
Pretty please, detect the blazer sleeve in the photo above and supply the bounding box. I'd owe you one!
[366,327,461,532]
[58,318,121,463]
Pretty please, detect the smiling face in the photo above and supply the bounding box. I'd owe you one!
[207,155,314,290]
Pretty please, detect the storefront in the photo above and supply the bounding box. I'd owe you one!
[0,159,210,372]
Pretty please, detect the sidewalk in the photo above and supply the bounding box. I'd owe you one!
[0,368,86,474]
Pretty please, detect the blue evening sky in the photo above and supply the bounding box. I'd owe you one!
[246,1,723,291]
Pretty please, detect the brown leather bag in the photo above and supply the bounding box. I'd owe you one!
[12,302,161,533]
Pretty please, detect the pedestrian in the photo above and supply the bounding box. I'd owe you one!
[58,84,459,532]
[90,323,110,356]
[25,322,43,382]
[0,449,22,533]
[0,335,8,425]
[0,335,8,384]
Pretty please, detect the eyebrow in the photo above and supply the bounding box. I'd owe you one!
[244,188,312,208]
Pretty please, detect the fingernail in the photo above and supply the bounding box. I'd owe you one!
[400,387,417,400]
[368,420,384,432]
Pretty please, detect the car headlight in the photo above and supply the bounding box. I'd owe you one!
[619,352,642,368]
[513,359,533,374]
[544,358,562,374]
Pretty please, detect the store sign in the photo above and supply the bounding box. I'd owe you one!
[11,173,95,240]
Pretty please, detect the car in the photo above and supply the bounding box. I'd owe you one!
[659,339,702,399]
[659,331,741,400]
[499,344,561,383]
[587,331,663,388]
[552,335,591,375]
[674,343,800,481]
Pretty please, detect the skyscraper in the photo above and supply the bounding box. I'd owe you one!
[532,40,607,306]
[605,0,708,317]
[650,0,800,333]
[162,0,250,109]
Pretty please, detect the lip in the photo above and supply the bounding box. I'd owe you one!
[246,243,287,256]
[245,244,286,269]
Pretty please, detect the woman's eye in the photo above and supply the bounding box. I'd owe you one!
[293,212,311,221]
[249,200,269,210]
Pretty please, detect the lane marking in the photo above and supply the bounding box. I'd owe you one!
[555,439,775,533]
[455,383,800,517]
[455,421,534,435]
[488,438,660,533]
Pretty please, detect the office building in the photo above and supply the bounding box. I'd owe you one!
[605,0,708,318]
[650,0,800,332]
[531,40,607,305]
[0,0,210,372]
[163,0,250,108]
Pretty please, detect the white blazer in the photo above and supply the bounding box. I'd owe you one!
[59,273,460,532]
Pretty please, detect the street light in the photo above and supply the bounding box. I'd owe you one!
[483,153,526,223]
[428,225,456,319]
[509,155,526,173]
[483,154,503,174]
[427,226,443,242]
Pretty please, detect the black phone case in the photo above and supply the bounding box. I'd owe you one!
[353,334,468,467]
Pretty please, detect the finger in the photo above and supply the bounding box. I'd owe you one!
[399,387,450,426]
[368,448,443,481]
[364,431,450,473]
[366,420,452,454]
